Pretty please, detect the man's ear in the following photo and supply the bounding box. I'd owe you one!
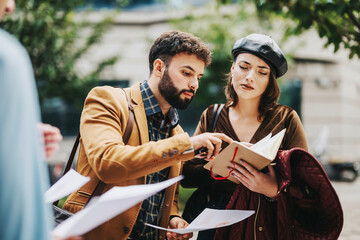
[153,59,166,77]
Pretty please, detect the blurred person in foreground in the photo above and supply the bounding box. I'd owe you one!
[62,30,232,240]
[182,33,343,239]
[0,1,78,239]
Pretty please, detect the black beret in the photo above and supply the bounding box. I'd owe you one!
[232,33,288,78]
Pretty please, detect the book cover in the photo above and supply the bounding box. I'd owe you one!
[204,129,286,183]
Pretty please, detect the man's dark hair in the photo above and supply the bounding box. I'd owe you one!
[148,31,212,73]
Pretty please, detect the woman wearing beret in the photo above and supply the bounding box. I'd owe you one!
[181,34,343,239]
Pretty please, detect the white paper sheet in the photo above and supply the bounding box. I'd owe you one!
[44,169,90,203]
[146,208,255,234]
[52,175,184,238]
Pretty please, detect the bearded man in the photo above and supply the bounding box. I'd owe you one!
[63,31,232,240]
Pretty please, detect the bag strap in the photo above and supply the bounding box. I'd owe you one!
[210,103,224,132]
[54,88,134,206]
[195,104,225,156]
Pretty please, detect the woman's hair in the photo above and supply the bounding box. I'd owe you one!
[224,70,280,121]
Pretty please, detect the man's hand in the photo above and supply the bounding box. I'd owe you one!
[39,123,63,160]
[166,217,193,240]
[190,133,233,160]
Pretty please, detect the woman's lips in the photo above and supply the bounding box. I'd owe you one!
[240,84,254,90]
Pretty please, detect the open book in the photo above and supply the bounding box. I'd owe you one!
[204,129,286,183]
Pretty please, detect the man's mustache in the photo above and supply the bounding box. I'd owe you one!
[179,89,195,94]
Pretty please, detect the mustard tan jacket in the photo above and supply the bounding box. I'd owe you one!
[63,83,194,240]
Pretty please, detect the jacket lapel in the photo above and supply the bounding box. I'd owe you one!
[128,83,149,144]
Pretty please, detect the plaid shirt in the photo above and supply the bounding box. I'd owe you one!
[129,80,179,240]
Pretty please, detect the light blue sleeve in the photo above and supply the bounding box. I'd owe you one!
[0,29,53,240]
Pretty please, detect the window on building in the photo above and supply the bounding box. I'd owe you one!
[279,78,302,119]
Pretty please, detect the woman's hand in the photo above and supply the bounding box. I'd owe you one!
[230,160,278,198]
[166,217,193,240]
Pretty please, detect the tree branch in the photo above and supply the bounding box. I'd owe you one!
[346,8,360,31]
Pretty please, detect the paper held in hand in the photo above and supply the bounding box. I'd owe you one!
[44,169,90,204]
[146,208,254,234]
[52,176,183,239]
[204,129,286,183]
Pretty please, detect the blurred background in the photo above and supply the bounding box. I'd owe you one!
[1,0,359,238]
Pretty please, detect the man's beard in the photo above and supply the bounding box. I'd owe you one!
[158,69,194,110]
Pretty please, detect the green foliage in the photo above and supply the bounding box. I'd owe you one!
[254,0,360,59]
[0,0,118,107]
[171,3,239,106]
[57,196,68,208]
[178,186,196,212]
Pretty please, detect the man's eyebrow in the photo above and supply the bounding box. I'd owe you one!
[182,66,195,72]
[182,66,204,76]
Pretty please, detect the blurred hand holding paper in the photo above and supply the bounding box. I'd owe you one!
[44,169,90,203]
[204,129,286,183]
[52,176,183,239]
[146,208,254,234]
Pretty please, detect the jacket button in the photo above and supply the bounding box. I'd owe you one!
[258,226,263,231]
[168,151,173,157]
[173,148,178,155]
[123,226,130,234]
[162,152,167,158]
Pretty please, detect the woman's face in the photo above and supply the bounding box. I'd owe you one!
[231,52,270,102]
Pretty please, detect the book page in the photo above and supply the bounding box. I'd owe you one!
[256,129,286,160]
[249,132,272,152]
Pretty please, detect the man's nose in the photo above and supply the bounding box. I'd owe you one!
[188,77,199,91]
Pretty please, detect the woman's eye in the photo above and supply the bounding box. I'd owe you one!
[259,72,268,76]
[183,71,191,76]
[239,66,248,69]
